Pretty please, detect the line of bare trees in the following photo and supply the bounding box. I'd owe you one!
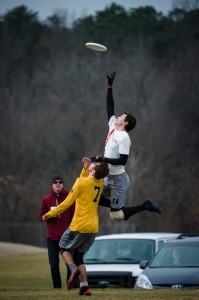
[0,1,199,233]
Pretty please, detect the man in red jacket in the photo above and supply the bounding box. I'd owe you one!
[39,175,75,289]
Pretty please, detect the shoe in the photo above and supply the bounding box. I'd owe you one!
[78,286,92,296]
[67,267,80,290]
[144,198,162,214]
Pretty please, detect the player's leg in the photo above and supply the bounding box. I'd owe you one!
[75,233,95,296]
[109,172,129,221]
[99,195,162,221]
[74,252,91,296]
[59,229,81,290]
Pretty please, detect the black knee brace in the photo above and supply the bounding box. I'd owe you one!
[73,250,84,266]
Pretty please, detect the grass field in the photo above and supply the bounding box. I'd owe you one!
[0,253,198,300]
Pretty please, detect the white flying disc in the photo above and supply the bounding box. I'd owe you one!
[85,42,107,52]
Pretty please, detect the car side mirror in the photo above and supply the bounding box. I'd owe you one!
[139,260,149,269]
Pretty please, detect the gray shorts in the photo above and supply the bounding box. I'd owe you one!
[104,172,130,210]
[59,228,96,254]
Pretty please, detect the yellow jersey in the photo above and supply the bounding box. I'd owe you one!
[45,168,104,233]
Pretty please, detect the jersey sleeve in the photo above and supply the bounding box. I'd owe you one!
[108,115,116,128]
[80,168,89,177]
[107,87,115,121]
[119,137,131,155]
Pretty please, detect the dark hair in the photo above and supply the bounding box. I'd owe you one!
[94,162,109,179]
[124,112,137,132]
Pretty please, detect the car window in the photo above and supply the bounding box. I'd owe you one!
[84,239,155,264]
[150,243,199,267]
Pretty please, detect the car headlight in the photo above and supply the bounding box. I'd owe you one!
[136,274,153,289]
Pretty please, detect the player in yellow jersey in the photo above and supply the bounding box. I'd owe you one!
[42,157,109,296]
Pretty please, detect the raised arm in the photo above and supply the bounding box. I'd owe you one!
[106,71,116,121]
[90,154,128,166]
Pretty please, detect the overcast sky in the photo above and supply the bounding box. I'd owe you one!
[0,0,174,21]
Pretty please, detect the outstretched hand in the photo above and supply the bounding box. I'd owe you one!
[90,156,104,163]
[107,71,116,86]
[42,215,48,222]
[82,157,90,169]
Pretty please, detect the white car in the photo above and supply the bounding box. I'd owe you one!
[84,232,181,288]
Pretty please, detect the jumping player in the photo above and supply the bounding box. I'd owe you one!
[92,71,161,221]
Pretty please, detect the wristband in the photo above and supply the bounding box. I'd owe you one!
[107,85,112,88]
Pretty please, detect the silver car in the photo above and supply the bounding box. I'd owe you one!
[135,235,199,289]
[84,232,180,288]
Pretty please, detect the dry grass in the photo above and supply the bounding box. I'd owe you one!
[0,243,198,300]
[0,242,47,256]
[0,288,198,300]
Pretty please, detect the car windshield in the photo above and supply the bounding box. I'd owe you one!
[84,239,155,264]
[150,243,199,268]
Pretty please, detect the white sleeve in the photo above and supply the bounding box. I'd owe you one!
[119,138,131,155]
[108,115,116,129]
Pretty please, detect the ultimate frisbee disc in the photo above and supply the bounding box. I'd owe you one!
[85,42,107,52]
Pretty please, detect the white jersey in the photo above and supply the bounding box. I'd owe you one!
[104,116,131,175]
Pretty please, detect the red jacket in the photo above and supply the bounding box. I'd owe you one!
[39,188,75,240]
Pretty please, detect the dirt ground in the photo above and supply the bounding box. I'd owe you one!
[0,242,47,256]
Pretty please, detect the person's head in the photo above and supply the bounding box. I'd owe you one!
[124,112,137,132]
[172,249,180,263]
[115,112,136,132]
[89,162,109,179]
[52,175,64,194]
[117,241,131,257]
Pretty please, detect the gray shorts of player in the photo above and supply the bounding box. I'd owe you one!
[104,172,130,210]
[59,228,96,255]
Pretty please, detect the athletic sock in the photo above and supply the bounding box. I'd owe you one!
[69,263,76,272]
[122,204,146,221]
[80,281,88,288]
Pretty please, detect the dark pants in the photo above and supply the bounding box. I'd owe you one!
[47,239,70,288]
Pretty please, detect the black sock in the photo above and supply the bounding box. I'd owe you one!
[122,204,146,221]
[110,207,122,212]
